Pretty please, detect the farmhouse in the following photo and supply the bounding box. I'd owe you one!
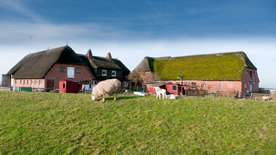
[7,46,130,90]
[133,52,259,97]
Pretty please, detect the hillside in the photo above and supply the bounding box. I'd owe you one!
[0,91,275,154]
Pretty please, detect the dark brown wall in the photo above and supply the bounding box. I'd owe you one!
[96,68,123,79]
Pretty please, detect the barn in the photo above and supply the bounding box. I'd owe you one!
[133,52,259,97]
[7,46,130,91]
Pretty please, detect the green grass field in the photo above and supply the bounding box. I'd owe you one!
[0,91,275,154]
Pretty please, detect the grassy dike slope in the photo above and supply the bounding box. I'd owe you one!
[0,91,275,154]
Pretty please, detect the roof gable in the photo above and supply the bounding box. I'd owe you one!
[8,46,84,78]
[135,52,257,81]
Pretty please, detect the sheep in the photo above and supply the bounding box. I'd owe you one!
[262,96,271,101]
[154,87,167,99]
[168,94,177,99]
[91,79,121,102]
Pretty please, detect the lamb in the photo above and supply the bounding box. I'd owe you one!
[154,87,167,99]
[168,94,177,99]
[91,79,121,102]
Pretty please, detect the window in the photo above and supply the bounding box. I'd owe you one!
[27,80,29,85]
[172,85,177,91]
[35,80,37,85]
[31,80,33,85]
[76,68,81,73]
[67,67,74,78]
[15,80,17,84]
[60,67,66,72]
[39,80,42,86]
[244,84,247,89]
[102,70,107,76]
[23,80,25,84]
[191,82,196,86]
[92,80,96,85]
[202,83,206,87]
[123,82,128,87]
[217,83,223,88]
[249,71,253,81]
[20,80,22,84]
[112,70,116,77]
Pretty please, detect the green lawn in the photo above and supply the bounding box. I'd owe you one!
[0,91,275,154]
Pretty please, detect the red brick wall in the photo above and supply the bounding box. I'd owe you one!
[44,63,94,89]
[154,80,242,95]
[241,68,259,94]
[12,64,94,90]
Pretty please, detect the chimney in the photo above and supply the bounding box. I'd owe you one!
[86,49,93,59]
[106,52,112,62]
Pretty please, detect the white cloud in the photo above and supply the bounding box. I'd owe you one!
[0,0,47,23]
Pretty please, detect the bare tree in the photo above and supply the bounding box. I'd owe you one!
[128,70,142,90]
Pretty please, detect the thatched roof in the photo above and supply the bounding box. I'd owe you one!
[8,46,85,78]
[78,54,130,80]
[112,59,130,76]
[8,46,130,80]
[134,52,257,81]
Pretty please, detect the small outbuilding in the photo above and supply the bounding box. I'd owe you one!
[59,80,79,93]
[147,82,201,96]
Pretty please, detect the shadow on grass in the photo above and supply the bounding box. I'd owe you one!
[103,95,144,101]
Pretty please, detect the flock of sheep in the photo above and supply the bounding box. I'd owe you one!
[91,78,176,102]
[91,79,274,102]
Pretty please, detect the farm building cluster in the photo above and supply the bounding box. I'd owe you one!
[133,52,259,97]
[3,46,130,92]
[2,46,261,97]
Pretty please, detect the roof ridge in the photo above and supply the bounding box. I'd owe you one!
[152,51,245,59]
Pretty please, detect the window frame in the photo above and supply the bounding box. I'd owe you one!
[123,82,128,87]
[102,70,107,76]
[111,70,116,77]
[249,71,253,81]
[76,67,81,73]
[60,67,66,72]
[217,83,223,88]
[172,85,177,91]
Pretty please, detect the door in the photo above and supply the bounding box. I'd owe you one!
[47,79,54,90]
[182,87,186,96]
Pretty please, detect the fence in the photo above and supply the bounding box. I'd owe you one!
[250,93,276,101]
[0,87,10,91]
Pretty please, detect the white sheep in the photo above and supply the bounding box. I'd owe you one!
[91,79,121,102]
[154,87,167,99]
[262,96,271,101]
[168,94,177,99]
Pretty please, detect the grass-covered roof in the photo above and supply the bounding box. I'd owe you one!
[135,52,257,81]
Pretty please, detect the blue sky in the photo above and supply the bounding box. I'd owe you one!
[0,0,275,88]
